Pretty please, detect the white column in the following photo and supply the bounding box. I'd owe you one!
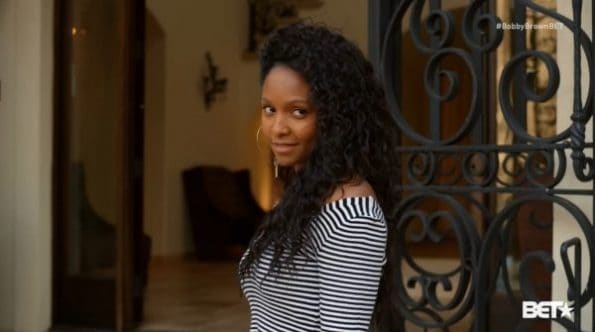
[0,0,54,331]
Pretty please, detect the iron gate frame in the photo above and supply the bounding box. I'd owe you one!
[369,0,595,331]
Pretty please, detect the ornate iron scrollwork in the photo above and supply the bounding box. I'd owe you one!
[374,0,594,330]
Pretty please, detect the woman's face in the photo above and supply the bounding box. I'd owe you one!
[261,65,317,170]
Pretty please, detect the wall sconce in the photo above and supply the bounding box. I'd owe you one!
[202,52,227,110]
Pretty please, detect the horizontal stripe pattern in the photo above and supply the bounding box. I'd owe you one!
[240,196,387,332]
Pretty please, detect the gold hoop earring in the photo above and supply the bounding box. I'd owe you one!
[256,126,262,152]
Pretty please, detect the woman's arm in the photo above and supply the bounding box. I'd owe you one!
[317,205,387,331]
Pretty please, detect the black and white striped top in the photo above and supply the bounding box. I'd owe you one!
[239,196,388,332]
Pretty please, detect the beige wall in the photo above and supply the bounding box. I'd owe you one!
[144,0,368,256]
[553,1,592,331]
[0,0,53,331]
[0,0,16,327]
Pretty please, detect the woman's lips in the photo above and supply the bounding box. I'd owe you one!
[272,143,297,154]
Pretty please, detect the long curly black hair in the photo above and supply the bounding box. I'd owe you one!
[239,23,402,330]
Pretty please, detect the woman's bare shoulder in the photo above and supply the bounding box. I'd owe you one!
[325,178,376,204]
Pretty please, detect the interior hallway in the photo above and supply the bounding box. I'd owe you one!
[137,257,250,332]
[136,256,476,332]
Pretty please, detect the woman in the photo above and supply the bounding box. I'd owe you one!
[239,23,401,331]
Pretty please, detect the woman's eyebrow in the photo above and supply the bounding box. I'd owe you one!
[286,98,309,104]
[260,97,309,105]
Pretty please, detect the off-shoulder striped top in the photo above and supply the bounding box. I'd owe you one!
[239,196,388,332]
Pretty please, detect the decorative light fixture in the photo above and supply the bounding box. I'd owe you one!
[202,52,228,110]
[245,0,323,58]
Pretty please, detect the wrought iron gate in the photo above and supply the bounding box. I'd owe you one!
[370,0,594,330]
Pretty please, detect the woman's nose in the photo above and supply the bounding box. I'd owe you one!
[272,115,290,136]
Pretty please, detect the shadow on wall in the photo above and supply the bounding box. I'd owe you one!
[144,9,167,257]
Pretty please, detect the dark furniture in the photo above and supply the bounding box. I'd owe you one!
[182,166,264,260]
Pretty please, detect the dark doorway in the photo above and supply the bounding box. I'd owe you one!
[52,0,146,330]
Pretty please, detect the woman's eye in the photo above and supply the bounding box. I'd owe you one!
[262,106,274,114]
[292,109,307,117]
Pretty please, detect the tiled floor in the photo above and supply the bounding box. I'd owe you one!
[137,256,476,332]
[137,256,250,332]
